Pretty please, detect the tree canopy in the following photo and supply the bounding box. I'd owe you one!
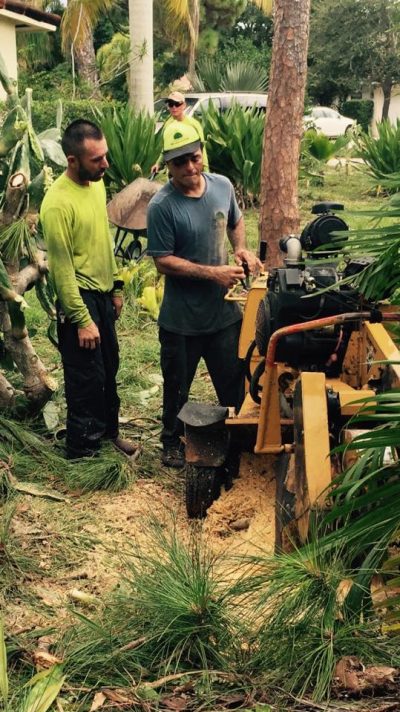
[309,0,400,117]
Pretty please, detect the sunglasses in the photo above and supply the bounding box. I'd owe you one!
[166,100,184,108]
[171,153,202,167]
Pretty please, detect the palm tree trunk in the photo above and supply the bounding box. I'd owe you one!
[74,36,100,92]
[128,0,154,113]
[259,0,310,268]
[187,0,200,76]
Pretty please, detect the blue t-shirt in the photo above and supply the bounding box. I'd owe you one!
[147,173,243,335]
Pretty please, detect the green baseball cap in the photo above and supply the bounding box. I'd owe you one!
[163,121,202,161]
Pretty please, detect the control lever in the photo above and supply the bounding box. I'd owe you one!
[241,259,250,290]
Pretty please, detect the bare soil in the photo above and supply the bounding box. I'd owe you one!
[7,451,277,636]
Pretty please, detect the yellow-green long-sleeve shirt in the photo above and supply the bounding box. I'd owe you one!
[40,173,119,328]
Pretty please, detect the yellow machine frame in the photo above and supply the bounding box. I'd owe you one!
[225,275,400,527]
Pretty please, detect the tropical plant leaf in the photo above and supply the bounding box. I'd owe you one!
[202,101,264,206]
[20,664,65,712]
[94,105,162,191]
[356,120,400,192]
[0,618,8,705]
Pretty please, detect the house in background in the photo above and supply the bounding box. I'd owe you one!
[371,84,400,133]
[0,0,60,100]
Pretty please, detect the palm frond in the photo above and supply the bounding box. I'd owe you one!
[0,219,37,264]
[356,120,400,192]
[222,61,268,92]
[61,0,116,52]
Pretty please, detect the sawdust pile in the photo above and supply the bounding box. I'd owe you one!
[204,452,276,558]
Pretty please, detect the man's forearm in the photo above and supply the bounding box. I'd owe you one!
[153,255,246,289]
[154,255,219,281]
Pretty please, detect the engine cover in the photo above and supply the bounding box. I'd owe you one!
[255,264,362,375]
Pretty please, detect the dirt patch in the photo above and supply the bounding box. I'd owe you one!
[5,453,277,634]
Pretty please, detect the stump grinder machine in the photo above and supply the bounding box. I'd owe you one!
[179,202,400,547]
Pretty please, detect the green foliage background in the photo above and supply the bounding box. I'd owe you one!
[341,99,374,133]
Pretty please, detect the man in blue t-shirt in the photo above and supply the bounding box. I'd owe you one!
[147,122,261,467]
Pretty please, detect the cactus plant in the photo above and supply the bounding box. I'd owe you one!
[0,52,64,412]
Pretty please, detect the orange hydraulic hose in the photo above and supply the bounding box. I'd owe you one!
[265,311,400,367]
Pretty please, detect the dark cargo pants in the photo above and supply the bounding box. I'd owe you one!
[159,320,244,448]
[57,290,120,458]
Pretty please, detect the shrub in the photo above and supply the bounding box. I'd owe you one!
[31,98,119,133]
[341,99,374,133]
[202,101,265,206]
[94,104,163,192]
[18,63,91,102]
[300,130,350,185]
[356,119,400,191]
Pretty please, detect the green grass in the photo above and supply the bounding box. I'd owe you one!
[236,544,400,701]
[60,521,242,695]
[243,165,388,256]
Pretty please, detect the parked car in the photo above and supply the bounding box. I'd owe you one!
[304,107,356,138]
[154,92,267,130]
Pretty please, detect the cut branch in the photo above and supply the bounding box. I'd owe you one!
[2,172,29,224]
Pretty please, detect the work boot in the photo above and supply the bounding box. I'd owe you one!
[112,437,139,456]
[161,445,185,468]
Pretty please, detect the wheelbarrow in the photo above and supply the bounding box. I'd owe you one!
[107,176,161,262]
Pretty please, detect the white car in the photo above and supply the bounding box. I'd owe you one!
[304,107,356,138]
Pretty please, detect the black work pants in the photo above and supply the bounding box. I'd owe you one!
[57,290,120,458]
[159,321,244,448]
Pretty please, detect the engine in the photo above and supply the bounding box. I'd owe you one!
[255,202,373,377]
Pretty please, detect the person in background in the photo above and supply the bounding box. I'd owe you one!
[40,119,137,460]
[151,90,209,174]
[147,121,261,468]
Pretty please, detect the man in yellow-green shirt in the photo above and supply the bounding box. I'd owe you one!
[40,119,137,459]
[151,91,209,173]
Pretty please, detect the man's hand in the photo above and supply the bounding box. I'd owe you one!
[112,295,124,319]
[234,248,263,275]
[213,265,246,289]
[78,322,100,349]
